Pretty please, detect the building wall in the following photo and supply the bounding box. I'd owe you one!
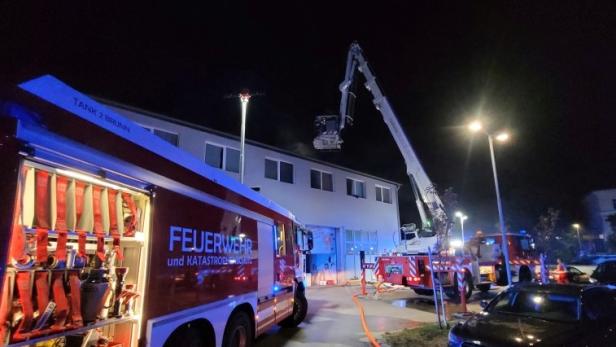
[105,103,401,283]
[584,189,616,240]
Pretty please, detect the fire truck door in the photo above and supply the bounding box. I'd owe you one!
[257,221,275,298]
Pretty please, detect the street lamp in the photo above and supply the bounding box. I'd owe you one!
[468,120,512,285]
[454,211,468,244]
[572,223,583,255]
[239,90,251,184]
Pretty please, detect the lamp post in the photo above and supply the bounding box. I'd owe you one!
[455,211,468,244]
[468,120,513,285]
[572,223,582,256]
[239,90,251,184]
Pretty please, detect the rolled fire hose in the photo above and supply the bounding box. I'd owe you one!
[50,271,69,331]
[108,189,123,260]
[34,271,50,326]
[121,192,137,237]
[92,185,106,262]
[68,270,83,327]
[12,271,34,341]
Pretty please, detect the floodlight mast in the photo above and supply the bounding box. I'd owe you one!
[314,42,448,247]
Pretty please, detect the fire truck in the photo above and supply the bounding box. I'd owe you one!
[314,42,539,299]
[0,75,311,347]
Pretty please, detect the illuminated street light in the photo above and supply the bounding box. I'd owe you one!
[468,120,483,133]
[495,132,510,142]
[455,211,468,244]
[239,90,251,184]
[450,239,463,249]
[572,223,583,256]
[467,120,513,285]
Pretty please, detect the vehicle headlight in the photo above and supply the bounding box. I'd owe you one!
[448,329,464,346]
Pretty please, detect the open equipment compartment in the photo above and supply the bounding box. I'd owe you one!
[4,159,151,347]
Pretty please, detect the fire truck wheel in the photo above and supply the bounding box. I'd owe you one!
[413,289,434,296]
[222,311,254,347]
[280,294,308,328]
[164,321,214,347]
[446,273,473,300]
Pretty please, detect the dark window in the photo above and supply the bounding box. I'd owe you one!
[225,148,240,173]
[310,169,321,189]
[322,172,333,191]
[205,144,223,169]
[346,178,365,198]
[612,199,616,210]
[311,170,333,192]
[383,187,391,203]
[153,129,179,146]
[376,186,392,203]
[280,161,294,183]
[265,159,278,180]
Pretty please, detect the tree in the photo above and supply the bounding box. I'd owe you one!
[533,208,577,262]
[533,208,560,250]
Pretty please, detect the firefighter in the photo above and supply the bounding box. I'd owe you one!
[555,258,568,284]
[467,230,484,259]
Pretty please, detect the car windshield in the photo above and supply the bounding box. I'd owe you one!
[489,290,580,322]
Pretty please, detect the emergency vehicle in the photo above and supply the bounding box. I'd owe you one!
[314,42,539,299]
[376,232,540,298]
[0,75,310,347]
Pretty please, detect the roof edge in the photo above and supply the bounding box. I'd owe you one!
[93,96,402,187]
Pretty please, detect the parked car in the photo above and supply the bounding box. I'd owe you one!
[449,283,616,346]
[570,254,616,275]
[591,260,616,284]
[548,265,595,284]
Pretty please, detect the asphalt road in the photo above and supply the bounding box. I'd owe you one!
[255,284,501,346]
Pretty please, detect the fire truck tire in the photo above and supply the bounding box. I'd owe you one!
[413,289,434,296]
[164,320,214,347]
[446,273,473,300]
[222,311,254,347]
[280,294,308,328]
[476,283,491,293]
[518,266,532,282]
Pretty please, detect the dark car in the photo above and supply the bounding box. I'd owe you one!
[591,260,616,284]
[449,283,616,346]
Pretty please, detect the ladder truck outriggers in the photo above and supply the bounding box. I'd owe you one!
[314,42,540,298]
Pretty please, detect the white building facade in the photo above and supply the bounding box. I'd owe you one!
[584,189,616,243]
[101,100,401,285]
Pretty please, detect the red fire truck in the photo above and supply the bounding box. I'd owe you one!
[314,43,540,299]
[376,232,540,298]
[0,75,311,347]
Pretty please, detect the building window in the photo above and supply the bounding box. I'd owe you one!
[346,178,366,198]
[225,148,240,173]
[205,143,240,173]
[264,159,294,184]
[376,185,392,204]
[613,199,616,210]
[345,230,378,255]
[310,169,333,192]
[141,126,179,146]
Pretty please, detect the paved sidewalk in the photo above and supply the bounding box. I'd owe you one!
[255,285,443,347]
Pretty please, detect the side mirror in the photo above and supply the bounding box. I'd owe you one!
[480,300,489,309]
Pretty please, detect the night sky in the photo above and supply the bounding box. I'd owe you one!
[2,2,616,233]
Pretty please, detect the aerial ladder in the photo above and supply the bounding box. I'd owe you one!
[314,42,449,254]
